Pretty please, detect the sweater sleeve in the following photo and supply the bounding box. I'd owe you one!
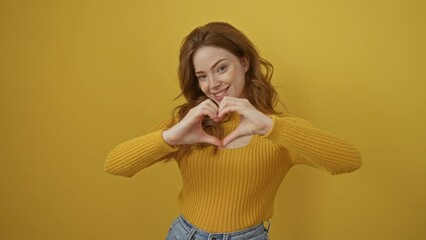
[263,115,362,175]
[104,120,178,178]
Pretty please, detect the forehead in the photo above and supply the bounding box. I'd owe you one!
[192,46,238,71]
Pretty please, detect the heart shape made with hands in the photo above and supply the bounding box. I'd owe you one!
[163,97,273,148]
[221,132,253,149]
[197,98,273,148]
[198,118,253,149]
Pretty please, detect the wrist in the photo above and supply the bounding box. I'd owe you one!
[260,115,273,135]
[162,129,178,146]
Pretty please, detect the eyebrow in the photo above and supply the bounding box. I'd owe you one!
[195,59,227,75]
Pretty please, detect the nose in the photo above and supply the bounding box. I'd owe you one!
[208,75,222,90]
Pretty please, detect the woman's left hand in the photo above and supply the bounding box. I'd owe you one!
[217,97,273,147]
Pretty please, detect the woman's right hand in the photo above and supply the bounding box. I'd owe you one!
[162,99,222,147]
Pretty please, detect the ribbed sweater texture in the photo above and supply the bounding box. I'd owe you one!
[105,114,361,232]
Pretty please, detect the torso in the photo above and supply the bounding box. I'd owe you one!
[224,135,254,149]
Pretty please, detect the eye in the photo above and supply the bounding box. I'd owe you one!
[197,75,207,81]
[217,65,228,73]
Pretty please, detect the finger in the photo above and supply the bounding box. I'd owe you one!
[218,96,239,104]
[200,134,223,147]
[202,105,220,121]
[194,101,219,121]
[218,105,241,119]
[203,98,220,111]
[223,129,244,147]
[218,96,245,108]
[218,98,252,118]
[204,100,220,120]
[217,96,232,110]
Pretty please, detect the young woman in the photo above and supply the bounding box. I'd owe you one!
[105,22,362,240]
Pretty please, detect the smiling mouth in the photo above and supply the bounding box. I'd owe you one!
[212,87,230,100]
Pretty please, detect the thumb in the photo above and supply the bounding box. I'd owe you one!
[222,130,243,147]
[200,134,223,147]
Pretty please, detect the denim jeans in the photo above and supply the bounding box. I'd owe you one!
[166,215,270,240]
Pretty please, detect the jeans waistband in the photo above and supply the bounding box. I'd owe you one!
[177,215,269,239]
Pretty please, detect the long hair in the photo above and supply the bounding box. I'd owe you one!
[172,22,281,159]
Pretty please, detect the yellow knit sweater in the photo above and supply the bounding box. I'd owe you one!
[105,114,361,232]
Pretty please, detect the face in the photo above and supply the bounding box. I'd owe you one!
[192,46,249,104]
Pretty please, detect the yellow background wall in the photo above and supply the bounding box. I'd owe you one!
[1,0,425,239]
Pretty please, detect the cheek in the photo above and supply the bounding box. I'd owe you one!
[230,68,245,82]
[198,81,209,94]
[235,76,246,96]
[234,73,246,88]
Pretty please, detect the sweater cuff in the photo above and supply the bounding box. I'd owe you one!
[261,115,290,144]
[157,130,179,153]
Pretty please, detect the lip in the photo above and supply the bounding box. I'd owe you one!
[212,87,230,101]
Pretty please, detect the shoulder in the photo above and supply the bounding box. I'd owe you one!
[149,115,179,132]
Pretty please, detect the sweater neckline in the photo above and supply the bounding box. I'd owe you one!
[218,134,256,151]
[219,114,256,150]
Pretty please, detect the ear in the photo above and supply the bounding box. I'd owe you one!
[240,55,250,73]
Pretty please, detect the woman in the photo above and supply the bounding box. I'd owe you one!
[105,22,362,240]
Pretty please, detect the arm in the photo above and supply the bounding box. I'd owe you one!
[214,97,361,175]
[263,115,362,175]
[104,121,178,178]
[105,98,224,178]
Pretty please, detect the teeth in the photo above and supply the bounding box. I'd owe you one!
[214,88,228,97]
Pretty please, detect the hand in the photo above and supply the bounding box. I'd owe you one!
[162,99,222,147]
[218,97,273,147]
